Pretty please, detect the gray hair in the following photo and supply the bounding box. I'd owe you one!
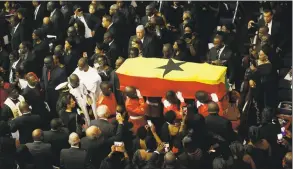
[68,132,80,146]
[136,25,145,32]
[96,105,109,118]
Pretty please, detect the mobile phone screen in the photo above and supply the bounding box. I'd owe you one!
[147,120,152,127]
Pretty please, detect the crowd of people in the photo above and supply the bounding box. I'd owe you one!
[0,1,292,169]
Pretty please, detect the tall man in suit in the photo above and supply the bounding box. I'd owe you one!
[40,56,67,118]
[32,1,49,29]
[81,114,124,169]
[10,101,42,144]
[90,105,115,138]
[47,1,65,45]
[104,32,121,67]
[10,16,24,51]
[248,9,284,53]
[128,25,160,58]
[60,132,93,169]
[22,73,50,130]
[26,129,53,169]
[205,102,236,143]
[44,118,70,167]
[206,35,235,87]
[102,15,117,43]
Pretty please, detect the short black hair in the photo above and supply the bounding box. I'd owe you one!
[137,126,147,139]
[73,4,83,12]
[96,42,108,52]
[50,118,62,130]
[263,8,273,15]
[21,41,33,51]
[103,15,112,22]
[164,110,176,124]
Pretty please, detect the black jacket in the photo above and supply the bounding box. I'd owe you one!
[10,113,42,144]
[33,3,49,29]
[26,141,53,169]
[60,147,93,169]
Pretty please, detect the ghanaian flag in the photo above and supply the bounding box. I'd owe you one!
[116,57,227,99]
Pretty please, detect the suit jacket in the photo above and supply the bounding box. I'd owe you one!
[43,129,70,166]
[22,86,50,128]
[140,16,148,27]
[258,19,283,48]
[205,114,235,143]
[11,23,25,51]
[63,50,79,76]
[34,3,49,29]
[61,4,73,28]
[81,124,124,169]
[0,48,10,80]
[10,113,42,144]
[26,141,53,169]
[106,40,122,66]
[90,119,115,138]
[50,9,65,42]
[60,147,93,169]
[41,66,67,92]
[128,35,160,58]
[206,46,235,83]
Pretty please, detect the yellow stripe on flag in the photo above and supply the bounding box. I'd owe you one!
[116,57,227,85]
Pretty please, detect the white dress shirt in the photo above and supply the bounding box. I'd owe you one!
[78,15,92,38]
[218,45,225,60]
[34,4,41,20]
[267,20,272,35]
[50,9,56,18]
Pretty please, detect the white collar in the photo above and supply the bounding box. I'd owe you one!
[34,141,42,143]
[109,39,114,46]
[99,117,108,121]
[71,146,79,148]
[267,20,272,35]
[50,9,56,16]
[27,83,35,89]
[140,37,144,43]
[22,111,31,115]
[14,23,20,32]
[108,22,113,29]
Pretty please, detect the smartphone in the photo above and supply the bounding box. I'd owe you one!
[164,143,170,152]
[147,120,152,127]
[114,142,123,146]
[182,106,187,115]
[277,134,283,141]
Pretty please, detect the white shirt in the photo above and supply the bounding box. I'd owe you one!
[108,22,113,30]
[78,15,92,38]
[73,66,101,93]
[140,37,144,44]
[217,45,225,60]
[267,20,272,35]
[14,23,20,34]
[50,9,56,18]
[109,39,114,46]
[34,4,41,20]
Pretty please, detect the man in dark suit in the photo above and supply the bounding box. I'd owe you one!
[60,132,93,169]
[104,32,122,67]
[60,1,73,28]
[16,8,33,42]
[10,101,42,144]
[40,56,67,118]
[47,1,65,44]
[22,73,50,130]
[205,102,235,143]
[10,16,24,51]
[26,129,53,169]
[18,42,38,75]
[248,9,284,53]
[81,115,124,169]
[141,4,157,27]
[0,40,10,81]
[32,1,49,29]
[90,105,115,138]
[206,35,235,86]
[44,118,70,167]
[102,15,117,42]
[128,25,160,58]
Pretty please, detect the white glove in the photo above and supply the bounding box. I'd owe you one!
[176,91,184,102]
[163,100,171,108]
[136,89,142,98]
[210,93,219,102]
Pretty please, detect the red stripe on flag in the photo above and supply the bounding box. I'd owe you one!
[118,74,227,99]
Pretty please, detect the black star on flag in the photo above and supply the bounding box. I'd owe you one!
[157,59,187,78]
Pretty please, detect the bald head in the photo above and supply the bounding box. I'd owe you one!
[110,4,118,10]
[19,101,30,114]
[69,74,79,88]
[283,152,292,168]
[86,126,101,139]
[68,132,80,146]
[32,129,43,141]
[125,86,137,99]
[208,102,219,114]
[164,152,176,166]
[78,58,88,71]
[67,26,77,37]
[43,17,50,25]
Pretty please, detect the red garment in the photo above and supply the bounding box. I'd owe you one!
[162,98,186,120]
[125,97,147,134]
[0,83,9,108]
[196,94,228,117]
[96,93,117,116]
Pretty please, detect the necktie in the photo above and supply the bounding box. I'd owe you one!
[47,70,51,81]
